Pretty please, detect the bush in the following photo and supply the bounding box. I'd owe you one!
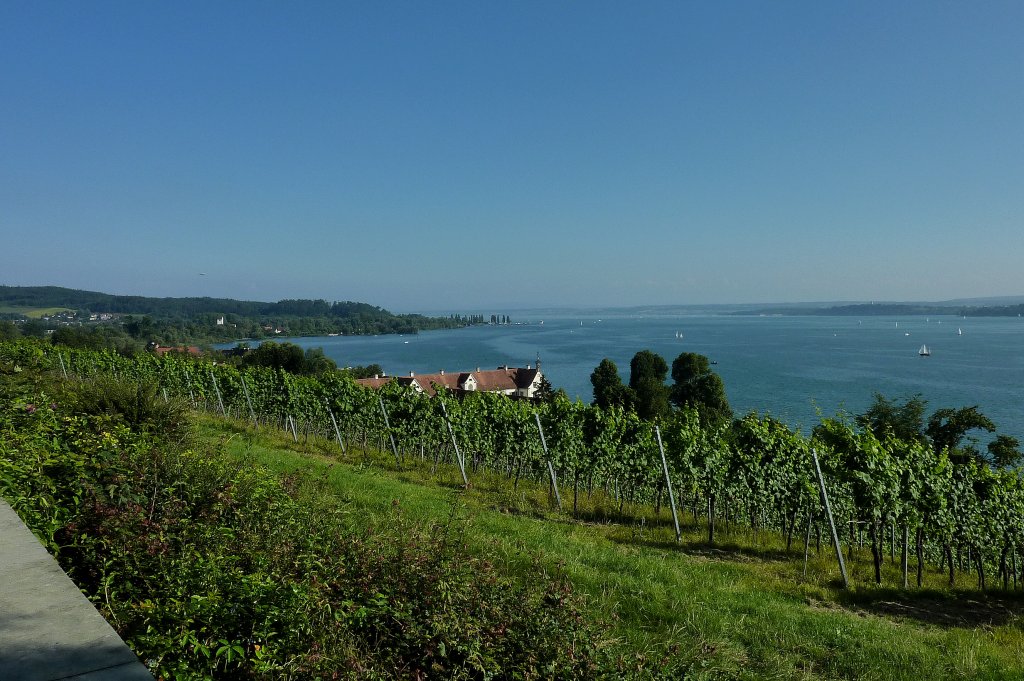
[1,370,611,679]
[58,375,192,446]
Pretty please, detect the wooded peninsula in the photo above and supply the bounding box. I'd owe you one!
[0,285,491,349]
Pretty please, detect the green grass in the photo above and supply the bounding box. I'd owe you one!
[198,416,1024,679]
[0,306,73,319]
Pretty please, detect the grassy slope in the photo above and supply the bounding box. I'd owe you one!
[199,417,1024,680]
[0,306,73,318]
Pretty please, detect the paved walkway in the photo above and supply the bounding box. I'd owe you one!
[0,499,152,680]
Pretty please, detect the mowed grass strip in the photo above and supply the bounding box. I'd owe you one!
[0,306,74,318]
[200,416,1024,680]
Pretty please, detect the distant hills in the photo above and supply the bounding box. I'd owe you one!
[506,297,1024,318]
[0,285,398,319]
[0,286,475,342]
[731,298,1024,317]
[5,286,1024,324]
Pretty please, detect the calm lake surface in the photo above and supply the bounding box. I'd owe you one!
[233,314,1024,441]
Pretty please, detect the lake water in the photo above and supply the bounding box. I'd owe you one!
[230,313,1024,441]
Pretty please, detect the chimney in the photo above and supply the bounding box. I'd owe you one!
[409,371,415,377]
[373,374,379,379]
[440,369,445,375]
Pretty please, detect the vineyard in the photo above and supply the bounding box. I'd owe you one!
[4,338,1023,595]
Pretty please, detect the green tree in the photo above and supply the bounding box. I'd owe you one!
[0,321,20,340]
[51,326,108,351]
[857,393,927,443]
[122,315,155,340]
[533,375,556,402]
[345,363,385,379]
[590,358,631,410]
[302,347,338,375]
[20,320,48,338]
[629,350,670,421]
[669,352,732,425]
[926,406,996,464]
[988,434,1022,469]
[241,341,336,375]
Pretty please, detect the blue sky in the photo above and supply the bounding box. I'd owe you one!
[3,2,1022,312]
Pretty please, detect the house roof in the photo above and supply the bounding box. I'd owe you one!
[512,368,541,389]
[354,376,395,390]
[470,369,517,392]
[355,366,542,397]
[153,345,202,357]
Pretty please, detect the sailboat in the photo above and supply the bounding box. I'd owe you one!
[919,344,931,357]
[958,327,963,336]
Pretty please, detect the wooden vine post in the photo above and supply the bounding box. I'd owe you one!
[440,401,469,488]
[326,400,346,453]
[902,523,910,589]
[803,510,813,577]
[377,396,401,467]
[534,413,563,511]
[655,426,681,542]
[184,373,196,408]
[209,370,226,415]
[240,375,258,426]
[811,448,849,588]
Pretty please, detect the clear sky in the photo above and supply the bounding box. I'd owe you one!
[3,2,1022,312]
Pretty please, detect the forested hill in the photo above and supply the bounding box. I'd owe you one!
[1,286,400,318]
[0,286,478,341]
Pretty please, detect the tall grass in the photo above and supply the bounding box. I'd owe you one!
[204,416,1024,680]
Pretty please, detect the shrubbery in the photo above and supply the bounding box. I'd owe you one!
[0,361,610,679]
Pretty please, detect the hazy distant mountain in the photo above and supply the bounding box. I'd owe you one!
[935,295,1024,306]
[507,297,1024,318]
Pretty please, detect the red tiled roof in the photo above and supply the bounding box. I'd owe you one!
[355,367,541,397]
[153,345,202,357]
[471,369,519,392]
[354,376,395,389]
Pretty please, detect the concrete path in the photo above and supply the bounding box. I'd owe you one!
[0,498,153,680]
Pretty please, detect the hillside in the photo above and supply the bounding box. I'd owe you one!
[3,341,1024,678]
[212,420,1024,679]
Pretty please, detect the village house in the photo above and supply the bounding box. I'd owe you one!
[356,365,544,399]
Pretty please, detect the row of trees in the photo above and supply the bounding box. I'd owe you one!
[592,349,1020,470]
[591,351,732,424]
[230,341,383,379]
[858,393,1021,468]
